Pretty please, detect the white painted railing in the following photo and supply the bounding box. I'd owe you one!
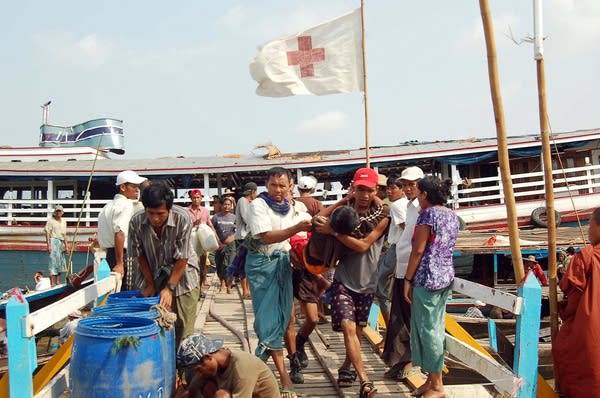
[451,163,600,209]
[3,260,118,397]
[1,163,597,226]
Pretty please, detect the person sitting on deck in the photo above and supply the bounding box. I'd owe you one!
[34,271,51,291]
[174,334,279,398]
[464,300,486,318]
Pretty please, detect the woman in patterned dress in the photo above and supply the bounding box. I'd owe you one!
[403,176,459,398]
[44,205,69,286]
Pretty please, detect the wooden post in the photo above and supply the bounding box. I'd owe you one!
[360,0,371,167]
[479,0,525,281]
[6,289,37,397]
[514,273,542,397]
[95,258,111,306]
[533,0,559,342]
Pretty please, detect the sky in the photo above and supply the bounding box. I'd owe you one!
[1,0,598,160]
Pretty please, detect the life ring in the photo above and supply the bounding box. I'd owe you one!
[531,207,561,228]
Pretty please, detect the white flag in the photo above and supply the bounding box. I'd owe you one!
[249,9,364,97]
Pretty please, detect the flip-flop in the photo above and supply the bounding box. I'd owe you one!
[400,366,422,380]
[280,387,297,398]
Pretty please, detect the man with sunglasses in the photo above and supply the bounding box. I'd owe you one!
[97,169,147,290]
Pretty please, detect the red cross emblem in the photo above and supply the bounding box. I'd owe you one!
[286,36,325,78]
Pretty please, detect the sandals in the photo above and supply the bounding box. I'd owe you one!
[337,367,357,387]
[359,380,377,398]
[383,363,404,380]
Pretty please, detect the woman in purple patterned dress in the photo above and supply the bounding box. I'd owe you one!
[403,176,459,398]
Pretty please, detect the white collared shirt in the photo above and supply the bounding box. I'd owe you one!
[395,198,420,278]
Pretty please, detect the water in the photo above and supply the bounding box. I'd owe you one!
[0,250,91,292]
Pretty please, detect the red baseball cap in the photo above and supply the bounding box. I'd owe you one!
[352,167,378,188]
[188,189,203,197]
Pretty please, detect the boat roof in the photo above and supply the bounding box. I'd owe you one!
[0,128,598,181]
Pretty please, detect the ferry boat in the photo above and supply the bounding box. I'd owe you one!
[1,126,599,253]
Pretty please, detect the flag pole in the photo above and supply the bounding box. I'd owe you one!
[479,0,525,282]
[533,0,559,343]
[359,0,371,167]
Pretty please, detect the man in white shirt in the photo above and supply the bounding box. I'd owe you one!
[245,167,311,393]
[34,271,51,291]
[374,175,408,329]
[381,166,424,381]
[233,182,258,299]
[97,170,147,290]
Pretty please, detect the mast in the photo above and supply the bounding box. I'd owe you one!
[359,0,371,166]
[533,0,559,341]
[41,101,51,125]
[479,0,525,282]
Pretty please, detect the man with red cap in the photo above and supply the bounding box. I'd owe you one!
[313,167,389,397]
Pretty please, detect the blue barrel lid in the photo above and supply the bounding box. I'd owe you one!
[91,304,159,320]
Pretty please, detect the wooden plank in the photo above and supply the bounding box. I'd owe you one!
[445,334,516,396]
[32,336,73,394]
[445,314,492,358]
[34,366,69,398]
[26,276,117,337]
[514,275,542,398]
[452,277,522,314]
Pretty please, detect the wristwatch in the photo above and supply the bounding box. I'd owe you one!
[167,283,177,292]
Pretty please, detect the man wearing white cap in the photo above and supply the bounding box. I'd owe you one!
[381,166,425,381]
[296,175,324,217]
[97,170,147,289]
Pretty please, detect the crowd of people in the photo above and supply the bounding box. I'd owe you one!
[36,164,596,398]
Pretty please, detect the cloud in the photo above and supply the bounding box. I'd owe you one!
[217,3,350,41]
[215,5,248,31]
[32,30,216,73]
[295,110,349,135]
[32,31,115,70]
[547,0,600,54]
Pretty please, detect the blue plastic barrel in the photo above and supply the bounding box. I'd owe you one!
[90,303,175,396]
[70,316,167,398]
[106,290,160,305]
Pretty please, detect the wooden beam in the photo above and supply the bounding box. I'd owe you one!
[445,334,516,396]
[32,336,73,394]
[26,276,117,337]
[452,277,522,314]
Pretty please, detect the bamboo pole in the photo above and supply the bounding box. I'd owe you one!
[533,0,559,343]
[359,0,371,167]
[479,0,525,282]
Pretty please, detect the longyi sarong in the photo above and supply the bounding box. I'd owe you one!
[245,250,293,361]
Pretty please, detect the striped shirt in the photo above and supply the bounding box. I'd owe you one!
[128,204,199,296]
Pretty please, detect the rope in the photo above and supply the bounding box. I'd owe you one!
[547,119,588,244]
[152,304,178,330]
[67,135,105,274]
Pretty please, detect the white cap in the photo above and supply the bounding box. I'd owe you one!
[297,176,317,190]
[115,170,147,186]
[475,300,486,307]
[400,166,425,181]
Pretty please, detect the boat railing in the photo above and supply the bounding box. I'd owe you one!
[446,275,543,397]
[451,162,600,208]
[2,260,118,397]
[1,161,597,226]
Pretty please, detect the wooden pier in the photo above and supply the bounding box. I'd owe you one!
[196,274,502,397]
